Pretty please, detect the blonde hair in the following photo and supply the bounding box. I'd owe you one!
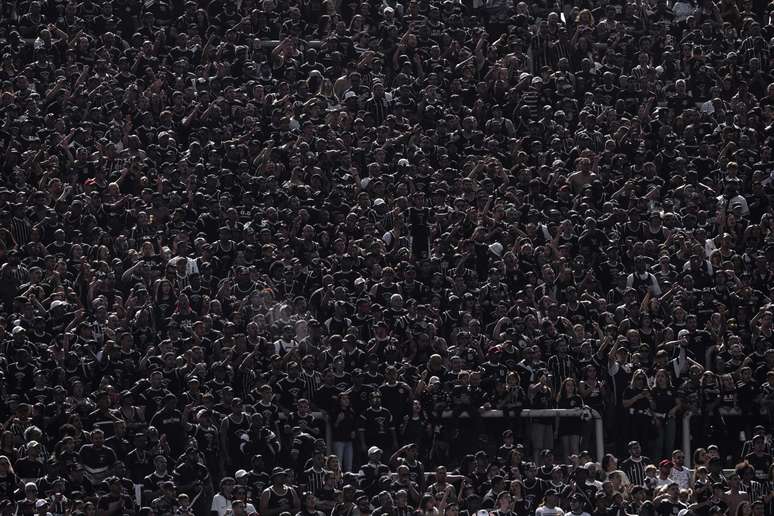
[608,470,631,487]
[576,9,595,25]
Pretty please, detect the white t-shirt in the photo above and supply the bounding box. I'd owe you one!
[656,477,672,488]
[669,467,692,490]
[536,506,565,516]
[586,479,603,490]
[672,1,696,21]
[211,494,232,516]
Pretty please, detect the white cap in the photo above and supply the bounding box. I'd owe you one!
[489,242,504,257]
[35,500,49,509]
[398,158,410,167]
[235,469,249,479]
[368,446,382,456]
[373,198,386,207]
[678,329,690,339]
[344,91,357,99]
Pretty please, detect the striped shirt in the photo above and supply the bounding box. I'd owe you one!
[300,370,322,401]
[521,88,541,119]
[552,40,572,65]
[366,97,391,126]
[10,419,34,443]
[739,36,768,63]
[131,224,156,248]
[10,217,32,245]
[741,480,766,502]
[547,353,576,392]
[174,272,190,292]
[304,466,329,495]
[631,65,655,81]
[530,35,552,71]
[0,263,29,289]
[621,457,650,486]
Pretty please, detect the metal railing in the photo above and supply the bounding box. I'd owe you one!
[315,407,604,461]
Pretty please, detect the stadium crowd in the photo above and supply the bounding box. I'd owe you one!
[2,0,774,514]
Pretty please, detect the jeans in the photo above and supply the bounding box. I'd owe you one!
[333,441,353,472]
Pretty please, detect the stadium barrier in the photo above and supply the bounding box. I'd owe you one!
[313,408,603,461]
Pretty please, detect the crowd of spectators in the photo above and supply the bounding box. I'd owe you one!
[2,0,774,514]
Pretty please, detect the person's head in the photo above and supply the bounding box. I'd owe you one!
[220,476,236,496]
[628,441,642,458]
[672,450,685,467]
[496,491,511,511]
[569,494,585,512]
[735,501,753,516]
[630,370,648,390]
[302,491,317,510]
[91,429,105,447]
[559,377,577,398]
[543,489,558,507]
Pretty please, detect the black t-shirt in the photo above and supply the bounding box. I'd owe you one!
[149,408,185,447]
[78,444,117,471]
[744,452,772,480]
[126,449,154,483]
[97,493,131,515]
[656,499,686,516]
[193,424,220,457]
[530,385,553,410]
[407,207,431,259]
[522,477,546,511]
[651,386,677,414]
[623,387,651,412]
[0,472,18,500]
[380,382,412,421]
[143,471,173,494]
[358,407,394,440]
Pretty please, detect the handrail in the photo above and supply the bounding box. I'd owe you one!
[318,408,604,462]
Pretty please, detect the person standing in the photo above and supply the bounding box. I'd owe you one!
[407,192,431,261]
[620,441,651,487]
